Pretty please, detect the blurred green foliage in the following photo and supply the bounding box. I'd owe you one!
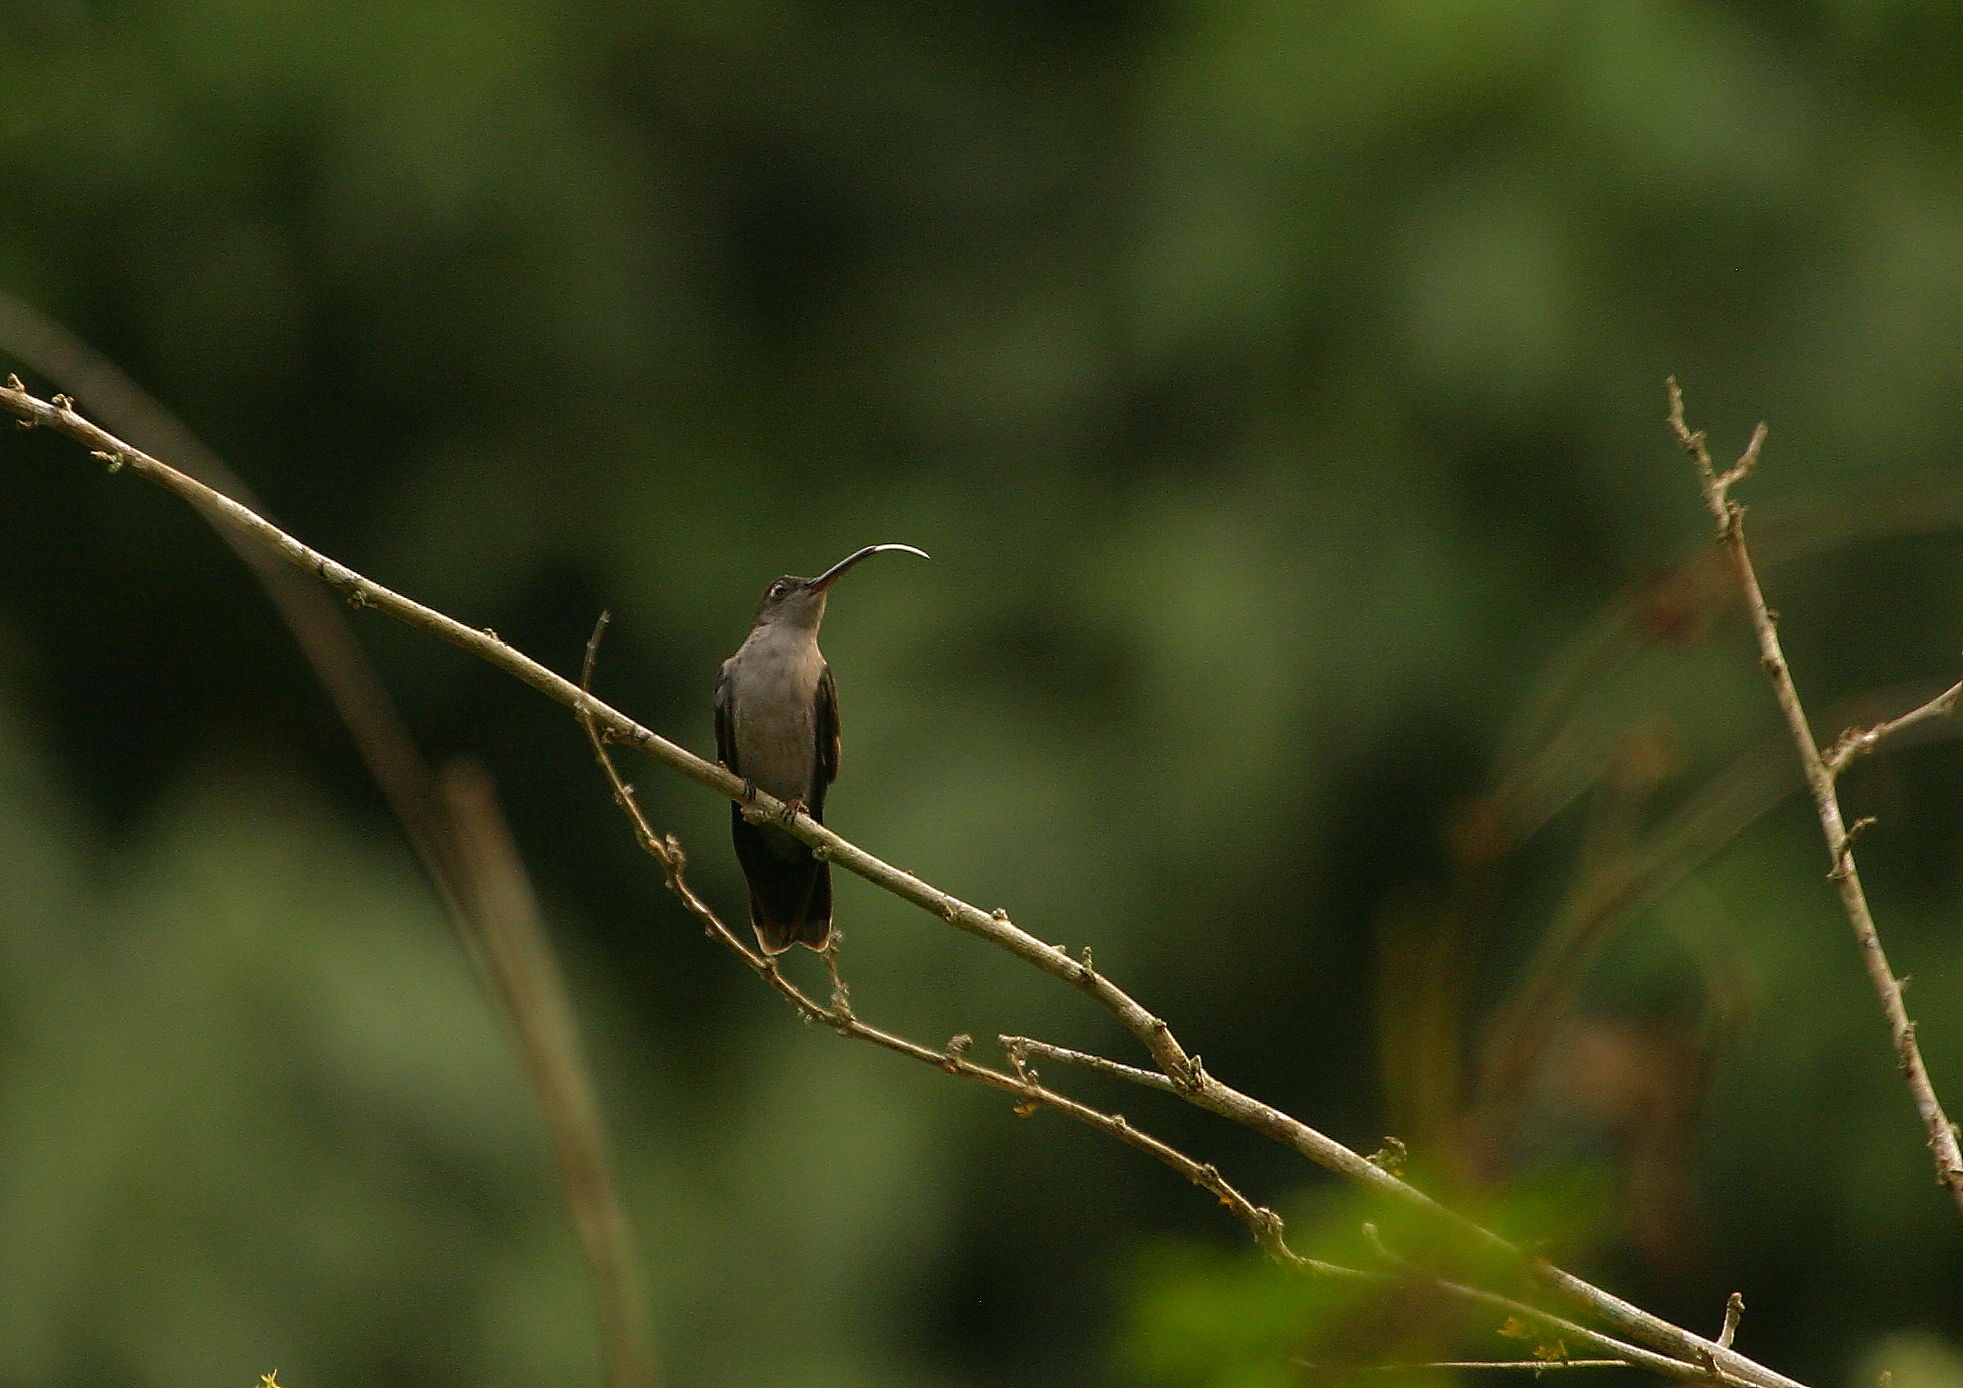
[5,0,1963,1384]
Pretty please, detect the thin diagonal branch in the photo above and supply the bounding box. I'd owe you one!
[1668,378,1963,1210]
[0,380,1808,1388]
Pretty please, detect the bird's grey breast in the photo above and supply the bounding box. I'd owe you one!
[727,626,825,802]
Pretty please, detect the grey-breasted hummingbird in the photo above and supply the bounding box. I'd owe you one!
[715,543,928,953]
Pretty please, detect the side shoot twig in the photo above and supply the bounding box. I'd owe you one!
[1667,379,1963,1211]
[0,379,1807,1388]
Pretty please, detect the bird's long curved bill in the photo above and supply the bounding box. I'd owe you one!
[809,543,931,590]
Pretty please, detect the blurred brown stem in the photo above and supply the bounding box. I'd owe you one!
[0,314,659,1388]
[440,761,655,1388]
[1668,378,1963,1212]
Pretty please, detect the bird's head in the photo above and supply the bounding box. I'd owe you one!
[752,544,929,632]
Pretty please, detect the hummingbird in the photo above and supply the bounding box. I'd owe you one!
[715,543,929,954]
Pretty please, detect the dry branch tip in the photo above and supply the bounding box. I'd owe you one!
[1668,379,1963,1217]
[1718,1293,1744,1350]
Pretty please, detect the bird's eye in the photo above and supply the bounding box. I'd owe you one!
[770,581,791,598]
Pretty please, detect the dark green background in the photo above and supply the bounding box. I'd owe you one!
[4,2,1963,1384]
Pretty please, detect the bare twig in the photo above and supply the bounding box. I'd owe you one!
[0,381,1809,1388]
[1667,379,1963,1211]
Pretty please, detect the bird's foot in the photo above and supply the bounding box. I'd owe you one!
[780,795,806,824]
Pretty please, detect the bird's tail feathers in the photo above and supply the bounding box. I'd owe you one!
[733,813,834,953]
